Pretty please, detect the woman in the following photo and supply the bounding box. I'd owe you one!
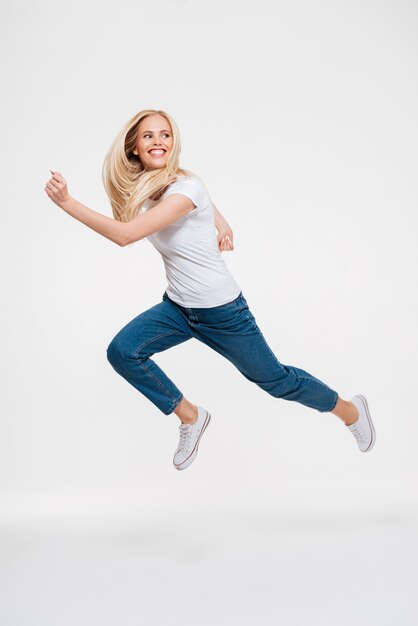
[44,108,376,471]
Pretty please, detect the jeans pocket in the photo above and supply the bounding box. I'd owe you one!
[235,293,249,313]
[235,294,259,331]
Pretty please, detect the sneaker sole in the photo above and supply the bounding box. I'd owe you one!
[173,411,211,471]
[356,394,376,452]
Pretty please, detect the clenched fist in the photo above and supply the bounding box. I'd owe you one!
[45,170,70,207]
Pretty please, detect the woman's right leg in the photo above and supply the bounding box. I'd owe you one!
[106,297,194,417]
[193,292,341,414]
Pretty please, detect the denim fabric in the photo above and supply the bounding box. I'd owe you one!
[106,291,339,415]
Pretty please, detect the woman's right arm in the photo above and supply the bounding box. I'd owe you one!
[45,171,128,246]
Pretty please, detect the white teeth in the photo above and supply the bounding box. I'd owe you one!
[149,150,165,155]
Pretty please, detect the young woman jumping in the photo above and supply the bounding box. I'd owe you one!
[44,108,376,471]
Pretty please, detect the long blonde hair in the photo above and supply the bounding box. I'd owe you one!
[102,109,192,222]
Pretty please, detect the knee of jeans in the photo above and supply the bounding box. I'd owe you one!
[106,340,119,366]
[106,339,131,368]
[107,337,149,368]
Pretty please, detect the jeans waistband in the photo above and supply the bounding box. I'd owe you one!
[162,290,244,311]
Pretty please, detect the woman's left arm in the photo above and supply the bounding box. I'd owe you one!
[213,203,234,252]
[45,171,128,246]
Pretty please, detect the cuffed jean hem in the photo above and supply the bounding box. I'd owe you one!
[317,390,339,413]
[163,393,184,416]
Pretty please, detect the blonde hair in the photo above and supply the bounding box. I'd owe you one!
[102,109,192,223]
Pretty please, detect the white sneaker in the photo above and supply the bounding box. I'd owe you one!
[346,394,376,452]
[173,406,211,471]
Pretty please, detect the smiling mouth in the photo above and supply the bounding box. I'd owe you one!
[149,149,166,157]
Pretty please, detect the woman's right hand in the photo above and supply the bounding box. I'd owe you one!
[45,170,71,207]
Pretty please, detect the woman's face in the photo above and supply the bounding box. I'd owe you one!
[133,114,174,170]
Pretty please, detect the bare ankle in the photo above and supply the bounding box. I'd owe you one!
[331,397,359,426]
[173,397,198,424]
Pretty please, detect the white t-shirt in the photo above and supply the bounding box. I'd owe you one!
[141,173,242,308]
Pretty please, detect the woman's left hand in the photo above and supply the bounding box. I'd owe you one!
[216,221,234,252]
[45,170,70,207]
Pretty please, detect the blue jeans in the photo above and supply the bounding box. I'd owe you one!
[106,291,339,415]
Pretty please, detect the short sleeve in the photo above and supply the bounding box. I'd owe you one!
[163,176,203,209]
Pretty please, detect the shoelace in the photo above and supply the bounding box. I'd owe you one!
[349,422,368,443]
[178,423,194,453]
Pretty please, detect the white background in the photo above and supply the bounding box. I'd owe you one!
[1,0,417,624]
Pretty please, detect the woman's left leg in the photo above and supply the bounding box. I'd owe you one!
[193,293,357,422]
